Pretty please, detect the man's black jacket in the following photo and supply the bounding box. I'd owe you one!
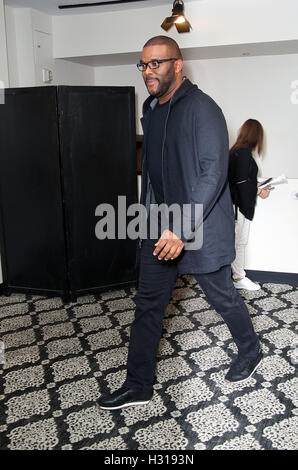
[140,78,235,274]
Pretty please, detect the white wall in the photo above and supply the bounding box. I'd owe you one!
[54,59,94,86]
[248,180,298,273]
[5,6,53,87]
[31,9,54,87]
[53,0,298,58]
[0,0,9,87]
[4,5,18,86]
[95,54,298,177]
[6,7,36,87]
[185,54,298,178]
[94,53,298,274]
[4,7,95,87]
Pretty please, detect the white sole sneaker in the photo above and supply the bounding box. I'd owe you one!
[233,277,261,291]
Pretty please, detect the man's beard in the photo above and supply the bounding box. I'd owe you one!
[145,68,175,98]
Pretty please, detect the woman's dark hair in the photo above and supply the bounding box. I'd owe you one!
[230,119,264,155]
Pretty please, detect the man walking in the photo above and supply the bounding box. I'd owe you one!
[97,36,262,410]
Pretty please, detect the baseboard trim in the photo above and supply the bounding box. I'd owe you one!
[0,274,297,299]
[246,270,298,286]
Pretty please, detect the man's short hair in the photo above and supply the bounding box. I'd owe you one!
[143,36,183,60]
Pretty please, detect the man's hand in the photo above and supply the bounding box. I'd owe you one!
[153,230,184,261]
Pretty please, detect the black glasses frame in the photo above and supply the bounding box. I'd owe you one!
[136,58,177,72]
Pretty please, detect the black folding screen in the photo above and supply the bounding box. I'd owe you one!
[0,87,68,298]
[0,86,137,301]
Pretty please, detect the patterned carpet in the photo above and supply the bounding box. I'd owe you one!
[0,277,297,450]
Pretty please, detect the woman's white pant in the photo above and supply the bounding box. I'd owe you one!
[231,210,251,281]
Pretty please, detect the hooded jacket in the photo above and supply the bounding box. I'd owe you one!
[140,78,235,274]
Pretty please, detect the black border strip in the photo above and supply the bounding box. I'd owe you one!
[1,271,297,299]
[59,1,147,9]
[246,270,298,286]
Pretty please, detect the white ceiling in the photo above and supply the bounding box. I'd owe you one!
[4,0,195,15]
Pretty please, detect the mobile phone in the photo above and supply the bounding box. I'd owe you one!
[259,177,272,188]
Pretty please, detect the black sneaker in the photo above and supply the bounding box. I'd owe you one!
[96,386,153,410]
[225,350,263,383]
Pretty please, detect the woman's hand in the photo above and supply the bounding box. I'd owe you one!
[257,185,271,199]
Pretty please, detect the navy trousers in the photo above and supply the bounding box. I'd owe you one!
[124,239,260,392]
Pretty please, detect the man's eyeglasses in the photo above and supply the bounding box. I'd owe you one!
[136,58,177,72]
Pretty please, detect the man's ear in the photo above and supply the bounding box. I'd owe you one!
[175,59,183,75]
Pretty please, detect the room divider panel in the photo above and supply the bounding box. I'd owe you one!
[0,86,137,301]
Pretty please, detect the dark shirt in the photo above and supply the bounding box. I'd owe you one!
[146,101,170,205]
[228,146,258,220]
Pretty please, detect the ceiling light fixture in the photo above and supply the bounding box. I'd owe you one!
[161,0,191,33]
[59,1,148,10]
